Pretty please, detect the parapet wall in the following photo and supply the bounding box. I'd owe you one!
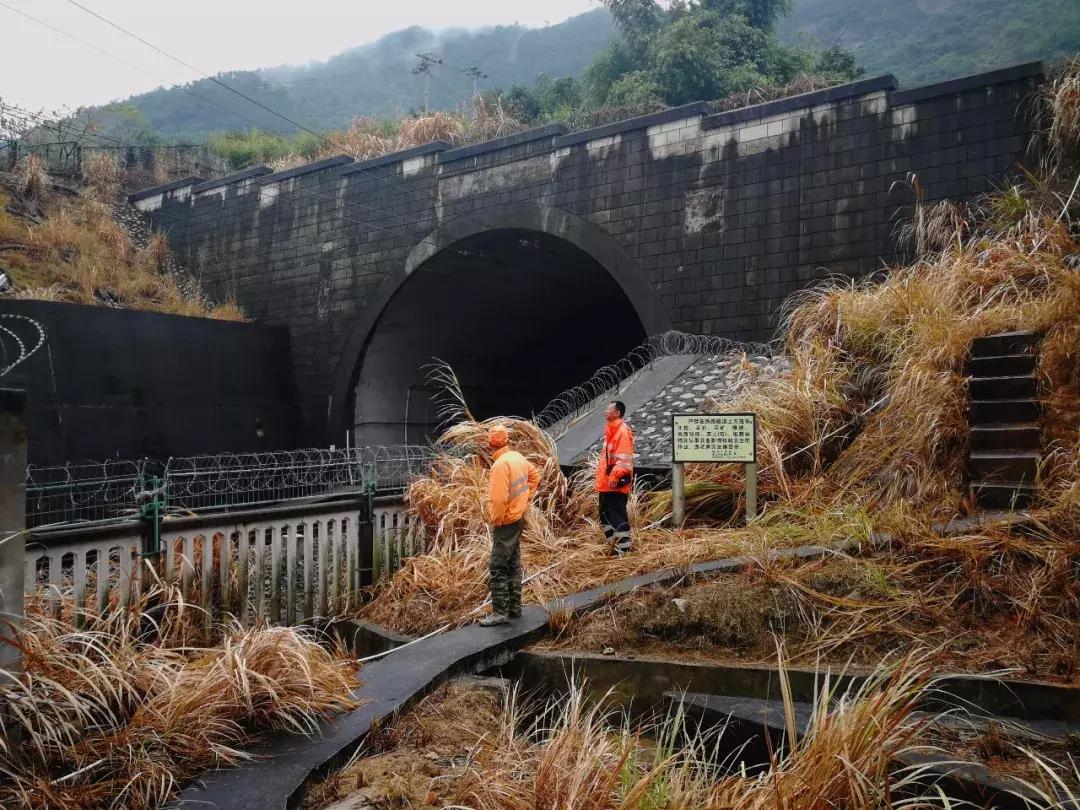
[132,61,1045,445]
[0,300,301,464]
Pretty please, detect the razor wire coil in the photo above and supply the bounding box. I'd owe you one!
[534,330,776,430]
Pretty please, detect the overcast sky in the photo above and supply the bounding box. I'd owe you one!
[0,0,597,112]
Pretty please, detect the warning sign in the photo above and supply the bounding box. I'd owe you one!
[672,413,756,463]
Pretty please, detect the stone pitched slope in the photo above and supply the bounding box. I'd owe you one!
[555,351,789,469]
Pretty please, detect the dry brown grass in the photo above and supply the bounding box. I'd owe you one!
[0,586,357,809]
[1044,55,1080,168]
[269,95,527,171]
[647,55,1080,525]
[646,166,1080,525]
[361,421,876,635]
[453,653,952,809]
[312,656,1075,810]
[547,504,1080,681]
[0,168,244,320]
[303,679,504,809]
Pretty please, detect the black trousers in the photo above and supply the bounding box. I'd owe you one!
[489,519,524,616]
[598,492,631,551]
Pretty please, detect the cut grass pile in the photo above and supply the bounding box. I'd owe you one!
[303,678,505,809]
[0,586,357,809]
[0,156,243,319]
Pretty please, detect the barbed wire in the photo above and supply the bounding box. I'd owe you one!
[25,457,151,527]
[0,313,46,378]
[24,444,438,528]
[534,330,776,430]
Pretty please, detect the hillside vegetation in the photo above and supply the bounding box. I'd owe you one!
[782,0,1080,85]
[0,155,242,319]
[78,0,1080,145]
[97,11,615,140]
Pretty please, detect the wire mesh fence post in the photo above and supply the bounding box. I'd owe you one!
[136,473,166,589]
[0,389,27,682]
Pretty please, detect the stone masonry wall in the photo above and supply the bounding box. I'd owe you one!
[133,62,1045,445]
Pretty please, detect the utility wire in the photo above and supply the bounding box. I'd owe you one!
[0,1,273,147]
[60,0,503,235]
[5,1,507,268]
[63,0,343,142]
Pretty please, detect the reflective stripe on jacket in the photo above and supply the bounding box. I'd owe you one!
[595,418,634,494]
[488,447,540,526]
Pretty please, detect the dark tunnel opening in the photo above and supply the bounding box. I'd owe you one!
[352,228,648,447]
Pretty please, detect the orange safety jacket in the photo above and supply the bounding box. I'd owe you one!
[488,447,540,526]
[595,417,635,494]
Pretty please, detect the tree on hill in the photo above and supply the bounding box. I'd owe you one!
[583,0,862,108]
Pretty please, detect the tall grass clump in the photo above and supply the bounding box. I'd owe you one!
[0,169,244,319]
[0,586,357,809]
[265,95,527,171]
[453,652,1061,809]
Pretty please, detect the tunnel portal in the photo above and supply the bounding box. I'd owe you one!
[352,228,647,447]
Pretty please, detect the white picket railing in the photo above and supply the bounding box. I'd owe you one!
[372,497,422,580]
[25,499,374,627]
[25,493,429,627]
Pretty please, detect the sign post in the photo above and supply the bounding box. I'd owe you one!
[672,413,757,526]
[671,460,686,527]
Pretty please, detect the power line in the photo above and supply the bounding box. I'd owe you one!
[0,1,237,144]
[5,1,506,264]
[60,0,503,235]
[64,0,331,142]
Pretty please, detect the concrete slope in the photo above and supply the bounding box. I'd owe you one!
[551,354,697,469]
[552,352,788,470]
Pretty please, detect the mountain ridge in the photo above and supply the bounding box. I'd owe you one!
[93,1,1079,140]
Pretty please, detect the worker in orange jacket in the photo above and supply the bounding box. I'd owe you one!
[596,400,634,554]
[480,424,540,627]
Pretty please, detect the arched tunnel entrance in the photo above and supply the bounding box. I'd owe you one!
[351,228,649,448]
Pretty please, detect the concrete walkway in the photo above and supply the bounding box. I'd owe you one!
[174,542,848,808]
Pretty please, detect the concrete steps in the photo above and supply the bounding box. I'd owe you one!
[967,331,1041,510]
[970,424,1040,451]
[968,374,1037,400]
[966,354,1036,377]
[969,398,1040,424]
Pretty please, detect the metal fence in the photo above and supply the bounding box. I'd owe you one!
[1,139,228,181]
[25,445,437,529]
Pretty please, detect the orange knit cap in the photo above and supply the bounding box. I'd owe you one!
[487,424,509,450]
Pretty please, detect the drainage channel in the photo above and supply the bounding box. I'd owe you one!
[498,650,1080,725]
[493,651,1080,809]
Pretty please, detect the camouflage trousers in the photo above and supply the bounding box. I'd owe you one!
[489,518,524,617]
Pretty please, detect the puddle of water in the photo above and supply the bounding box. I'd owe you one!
[320,619,408,658]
